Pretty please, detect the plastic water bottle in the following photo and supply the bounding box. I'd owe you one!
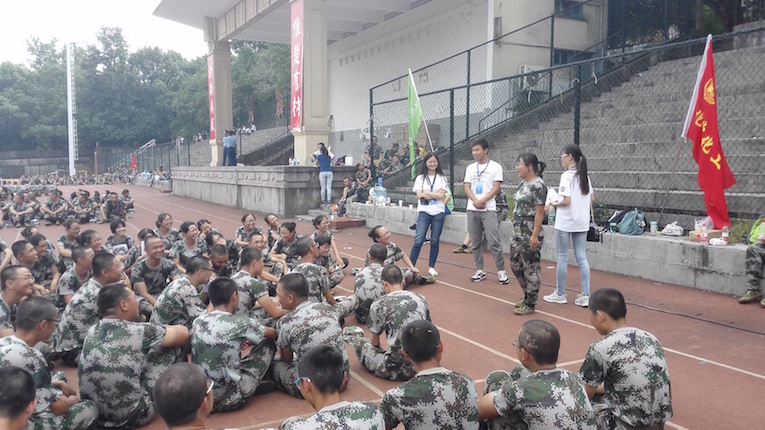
[700,224,708,244]
[721,225,729,243]
[374,177,387,207]
[548,205,556,225]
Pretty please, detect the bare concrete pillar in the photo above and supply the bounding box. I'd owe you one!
[205,19,233,167]
[291,0,329,165]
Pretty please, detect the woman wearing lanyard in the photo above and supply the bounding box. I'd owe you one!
[409,152,448,277]
[510,153,547,316]
[313,143,334,205]
[543,144,592,307]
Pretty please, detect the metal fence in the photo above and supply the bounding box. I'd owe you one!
[374,23,765,226]
[105,139,194,176]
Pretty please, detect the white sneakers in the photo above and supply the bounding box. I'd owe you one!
[543,292,568,304]
[428,267,438,277]
[543,292,589,307]
[497,270,509,284]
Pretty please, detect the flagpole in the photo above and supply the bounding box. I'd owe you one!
[408,69,435,153]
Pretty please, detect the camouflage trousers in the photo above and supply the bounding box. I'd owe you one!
[145,346,186,395]
[333,295,358,320]
[745,242,765,290]
[98,390,155,429]
[355,339,415,381]
[483,368,530,430]
[215,340,277,412]
[593,405,666,430]
[28,400,98,430]
[328,268,345,289]
[509,221,544,306]
[354,300,373,325]
[270,357,349,399]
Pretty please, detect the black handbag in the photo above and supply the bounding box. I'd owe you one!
[587,204,601,242]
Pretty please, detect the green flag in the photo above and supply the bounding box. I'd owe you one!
[408,69,422,179]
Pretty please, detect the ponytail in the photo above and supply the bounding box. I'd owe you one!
[562,145,589,195]
[517,153,545,178]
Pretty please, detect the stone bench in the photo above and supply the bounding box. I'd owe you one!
[348,203,749,296]
[133,177,172,192]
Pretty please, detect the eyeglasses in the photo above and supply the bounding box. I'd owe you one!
[561,154,571,158]
[206,380,214,395]
[11,275,35,281]
[511,340,521,349]
[198,268,214,272]
[45,318,60,324]
[294,376,311,388]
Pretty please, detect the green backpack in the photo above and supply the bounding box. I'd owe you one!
[618,209,647,235]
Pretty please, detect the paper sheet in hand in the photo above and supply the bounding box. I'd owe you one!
[546,188,561,205]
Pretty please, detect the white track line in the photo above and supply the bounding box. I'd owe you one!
[350,370,386,397]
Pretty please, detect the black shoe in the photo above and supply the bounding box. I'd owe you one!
[409,223,416,230]
[424,236,431,243]
[254,380,276,396]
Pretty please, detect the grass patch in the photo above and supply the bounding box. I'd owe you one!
[729,219,755,244]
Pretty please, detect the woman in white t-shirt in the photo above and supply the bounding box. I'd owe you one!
[543,144,592,307]
[409,152,448,277]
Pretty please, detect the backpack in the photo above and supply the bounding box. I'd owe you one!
[617,209,647,235]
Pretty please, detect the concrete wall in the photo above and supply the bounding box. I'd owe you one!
[347,203,751,296]
[171,165,357,216]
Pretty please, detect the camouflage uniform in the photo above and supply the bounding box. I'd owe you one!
[54,278,105,364]
[130,257,180,314]
[484,366,596,430]
[0,336,98,430]
[78,318,168,428]
[353,263,385,324]
[267,227,279,249]
[191,310,276,412]
[105,234,135,256]
[496,191,510,223]
[381,367,479,430]
[54,266,91,312]
[293,262,357,319]
[10,201,30,226]
[73,199,95,223]
[363,242,414,284]
[745,242,765,292]
[57,235,79,270]
[154,228,181,251]
[314,254,345,289]
[231,270,271,322]
[579,327,673,429]
[213,258,238,278]
[43,198,69,224]
[510,178,547,306]
[271,301,348,398]
[355,291,430,381]
[0,293,13,332]
[280,401,385,430]
[102,199,124,221]
[31,249,59,287]
[169,238,209,268]
[150,276,206,329]
[235,225,264,245]
[272,235,303,269]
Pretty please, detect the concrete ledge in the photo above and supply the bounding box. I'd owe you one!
[348,203,749,296]
[132,177,173,192]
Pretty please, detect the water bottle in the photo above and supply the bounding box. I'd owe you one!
[548,205,556,225]
[721,225,729,243]
[374,177,387,207]
[700,224,708,244]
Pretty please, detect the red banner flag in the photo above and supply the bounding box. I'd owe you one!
[681,35,736,228]
[131,152,137,170]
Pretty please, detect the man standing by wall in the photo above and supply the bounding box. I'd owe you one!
[222,130,237,166]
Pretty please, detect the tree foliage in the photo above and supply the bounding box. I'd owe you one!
[0,26,290,153]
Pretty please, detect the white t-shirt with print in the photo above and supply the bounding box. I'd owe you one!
[412,174,448,216]
[463,160,503,212]
[555,168,592,232]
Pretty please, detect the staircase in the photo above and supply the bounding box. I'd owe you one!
[383,35,765,228]
[238,130,294,166]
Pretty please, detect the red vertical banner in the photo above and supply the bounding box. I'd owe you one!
[681,35,736,228]
[290,0,304,132]
[207,55,216,140]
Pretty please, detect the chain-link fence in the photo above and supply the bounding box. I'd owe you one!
[372,6,765,228]
[105,139,195,176]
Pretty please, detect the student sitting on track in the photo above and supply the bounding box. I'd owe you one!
[353,243,386,324]
[0,366,37,430]
[154,363,214,430]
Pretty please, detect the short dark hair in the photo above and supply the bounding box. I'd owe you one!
[78,229,98,246]
[518,320,560,365]
[471,138,489,150]
[71,246,89,264]
[589,288,627,320]
[281,222,296,234]
[154,363,208,426]
[241,212,257,224]
[0,366,36,419]
[156,213,172,228]
[92,252,117,279]
[185,255,210,275]
[63,219,79,230]
[209,244,228,258]
[144,235,163,249]
[137,228,157,241]
[381,265,403,285]
[297,345,345,394]
[239,247,262,267]
[1,266,24,291]
[109,218,126,234]
[314,234,332,248]
[179,221,196,234]
[15,297,57,331]
[402,320,440,363]
[312,215,327,228]
[208,277,238,307]
[368,243,387,262]
[279,273,309,298]
[196,219,210,229]
[28,234,47,248]
[11,240,31,258]
[97,283,131,316]
[294,236,314,258]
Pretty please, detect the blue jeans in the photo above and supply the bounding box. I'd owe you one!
[223,146,237,166]
[319,171,333,202]
[555,229,590,295]
[409,211,445,268]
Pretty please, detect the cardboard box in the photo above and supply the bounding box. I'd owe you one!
[688,229,722,242]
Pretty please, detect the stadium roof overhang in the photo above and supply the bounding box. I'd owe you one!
[154,0,437,45]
